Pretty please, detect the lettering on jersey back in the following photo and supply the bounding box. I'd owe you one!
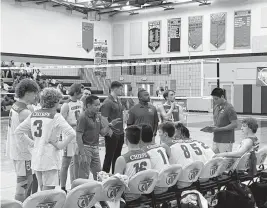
[31,110,55,119]
[129,153,149,161]
[12,102,27,113]
[107,185,122,199]
[166,173,178,185]
[146,144,159,150]
[210,164,219,176]
[77,193,95,208]
[71,106,82,110]
[36,202,56,208]
[188,168,200,180]
[138,179,153,192]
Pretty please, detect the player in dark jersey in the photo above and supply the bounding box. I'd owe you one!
[114,125,151,202]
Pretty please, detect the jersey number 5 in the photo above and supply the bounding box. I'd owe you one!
[133,161,147,173]
[33,120,43,137]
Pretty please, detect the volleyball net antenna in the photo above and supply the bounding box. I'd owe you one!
[0,58,220,105]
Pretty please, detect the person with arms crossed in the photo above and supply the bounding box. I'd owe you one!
[15,88,76,191]
[101,81,124,174]
[6,79,39,202]
[60,83,83,193]
[127,89,159,138]
[114,125,152,202]
[76,95,121,180]
[202,88,238,153]
[158,90,184,123]
[140,124,171,194]
[214,117,260,158]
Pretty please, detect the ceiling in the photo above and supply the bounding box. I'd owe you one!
[16,0,213,17]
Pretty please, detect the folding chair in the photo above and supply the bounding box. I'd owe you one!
[65,180,102,208]
[177,161,204,189]
[198,157,225,192]
[125,169,159,208]
[23,189,66,208]
[1,199,22,208]
[71,178,92,189]
[256,147,267,172]
[152,164,183,207]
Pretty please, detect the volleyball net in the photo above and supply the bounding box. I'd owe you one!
[1,58,220,113]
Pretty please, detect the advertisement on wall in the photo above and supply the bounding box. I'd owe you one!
[256,67,267,86]
[167,18,181,52]
[210,12,226,50]
[148,21,161,54]
[188,16,203,52]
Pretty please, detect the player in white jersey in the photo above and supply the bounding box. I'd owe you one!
[15,88,76,191]
[166,123,214,167]
[60,83,83,193]
[115,125,151,202]
[6,79,39,202]
[140,124,171,194]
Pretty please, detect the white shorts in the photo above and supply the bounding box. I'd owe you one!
[35,170,59,187]
[212,142,233,154]
[13,160,32,177]
[63,142,78,157]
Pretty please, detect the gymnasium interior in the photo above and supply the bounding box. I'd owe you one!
[1,0,267,207]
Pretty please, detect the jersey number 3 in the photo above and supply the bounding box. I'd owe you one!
[133,161,147,173]
[33,120,43,137]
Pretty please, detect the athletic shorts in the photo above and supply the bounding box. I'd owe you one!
[13,160,32,177]
[35,170,59,187]
[63,142,78,157]
[212,142,233,154]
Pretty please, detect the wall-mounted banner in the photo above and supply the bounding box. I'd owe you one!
[94,39,108,77]
[167,18,181,52]
[82,22,94,53]
[148,21,161,54]
[210,12,226,50]
[234,10,251,49]
[188,16,203,51]
[256,67,267,86]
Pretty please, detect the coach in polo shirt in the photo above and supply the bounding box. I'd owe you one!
[127,89,159,136]
[76,95,121,180]
[101,81,124,174]
[209,88,238,153]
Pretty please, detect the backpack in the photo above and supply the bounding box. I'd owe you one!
[213,181,255,208]
[249,182,267,208]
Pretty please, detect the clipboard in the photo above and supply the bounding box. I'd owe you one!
[200,126,214,132]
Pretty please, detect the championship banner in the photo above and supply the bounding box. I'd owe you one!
[82,22,94,53]
[148,21,161,54]
[256,67,267,86]
[167,18,181,52]
[210,12,226,50]
[188,16,203,51]
[94,39,108,77]
[234,10,251,49]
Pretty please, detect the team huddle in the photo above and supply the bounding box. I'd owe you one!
[6,79,261,204]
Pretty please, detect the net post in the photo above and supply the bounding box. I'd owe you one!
[200,59,204,97]
[216,58,220,88]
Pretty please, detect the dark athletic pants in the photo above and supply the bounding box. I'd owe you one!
[102,133,124,174]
